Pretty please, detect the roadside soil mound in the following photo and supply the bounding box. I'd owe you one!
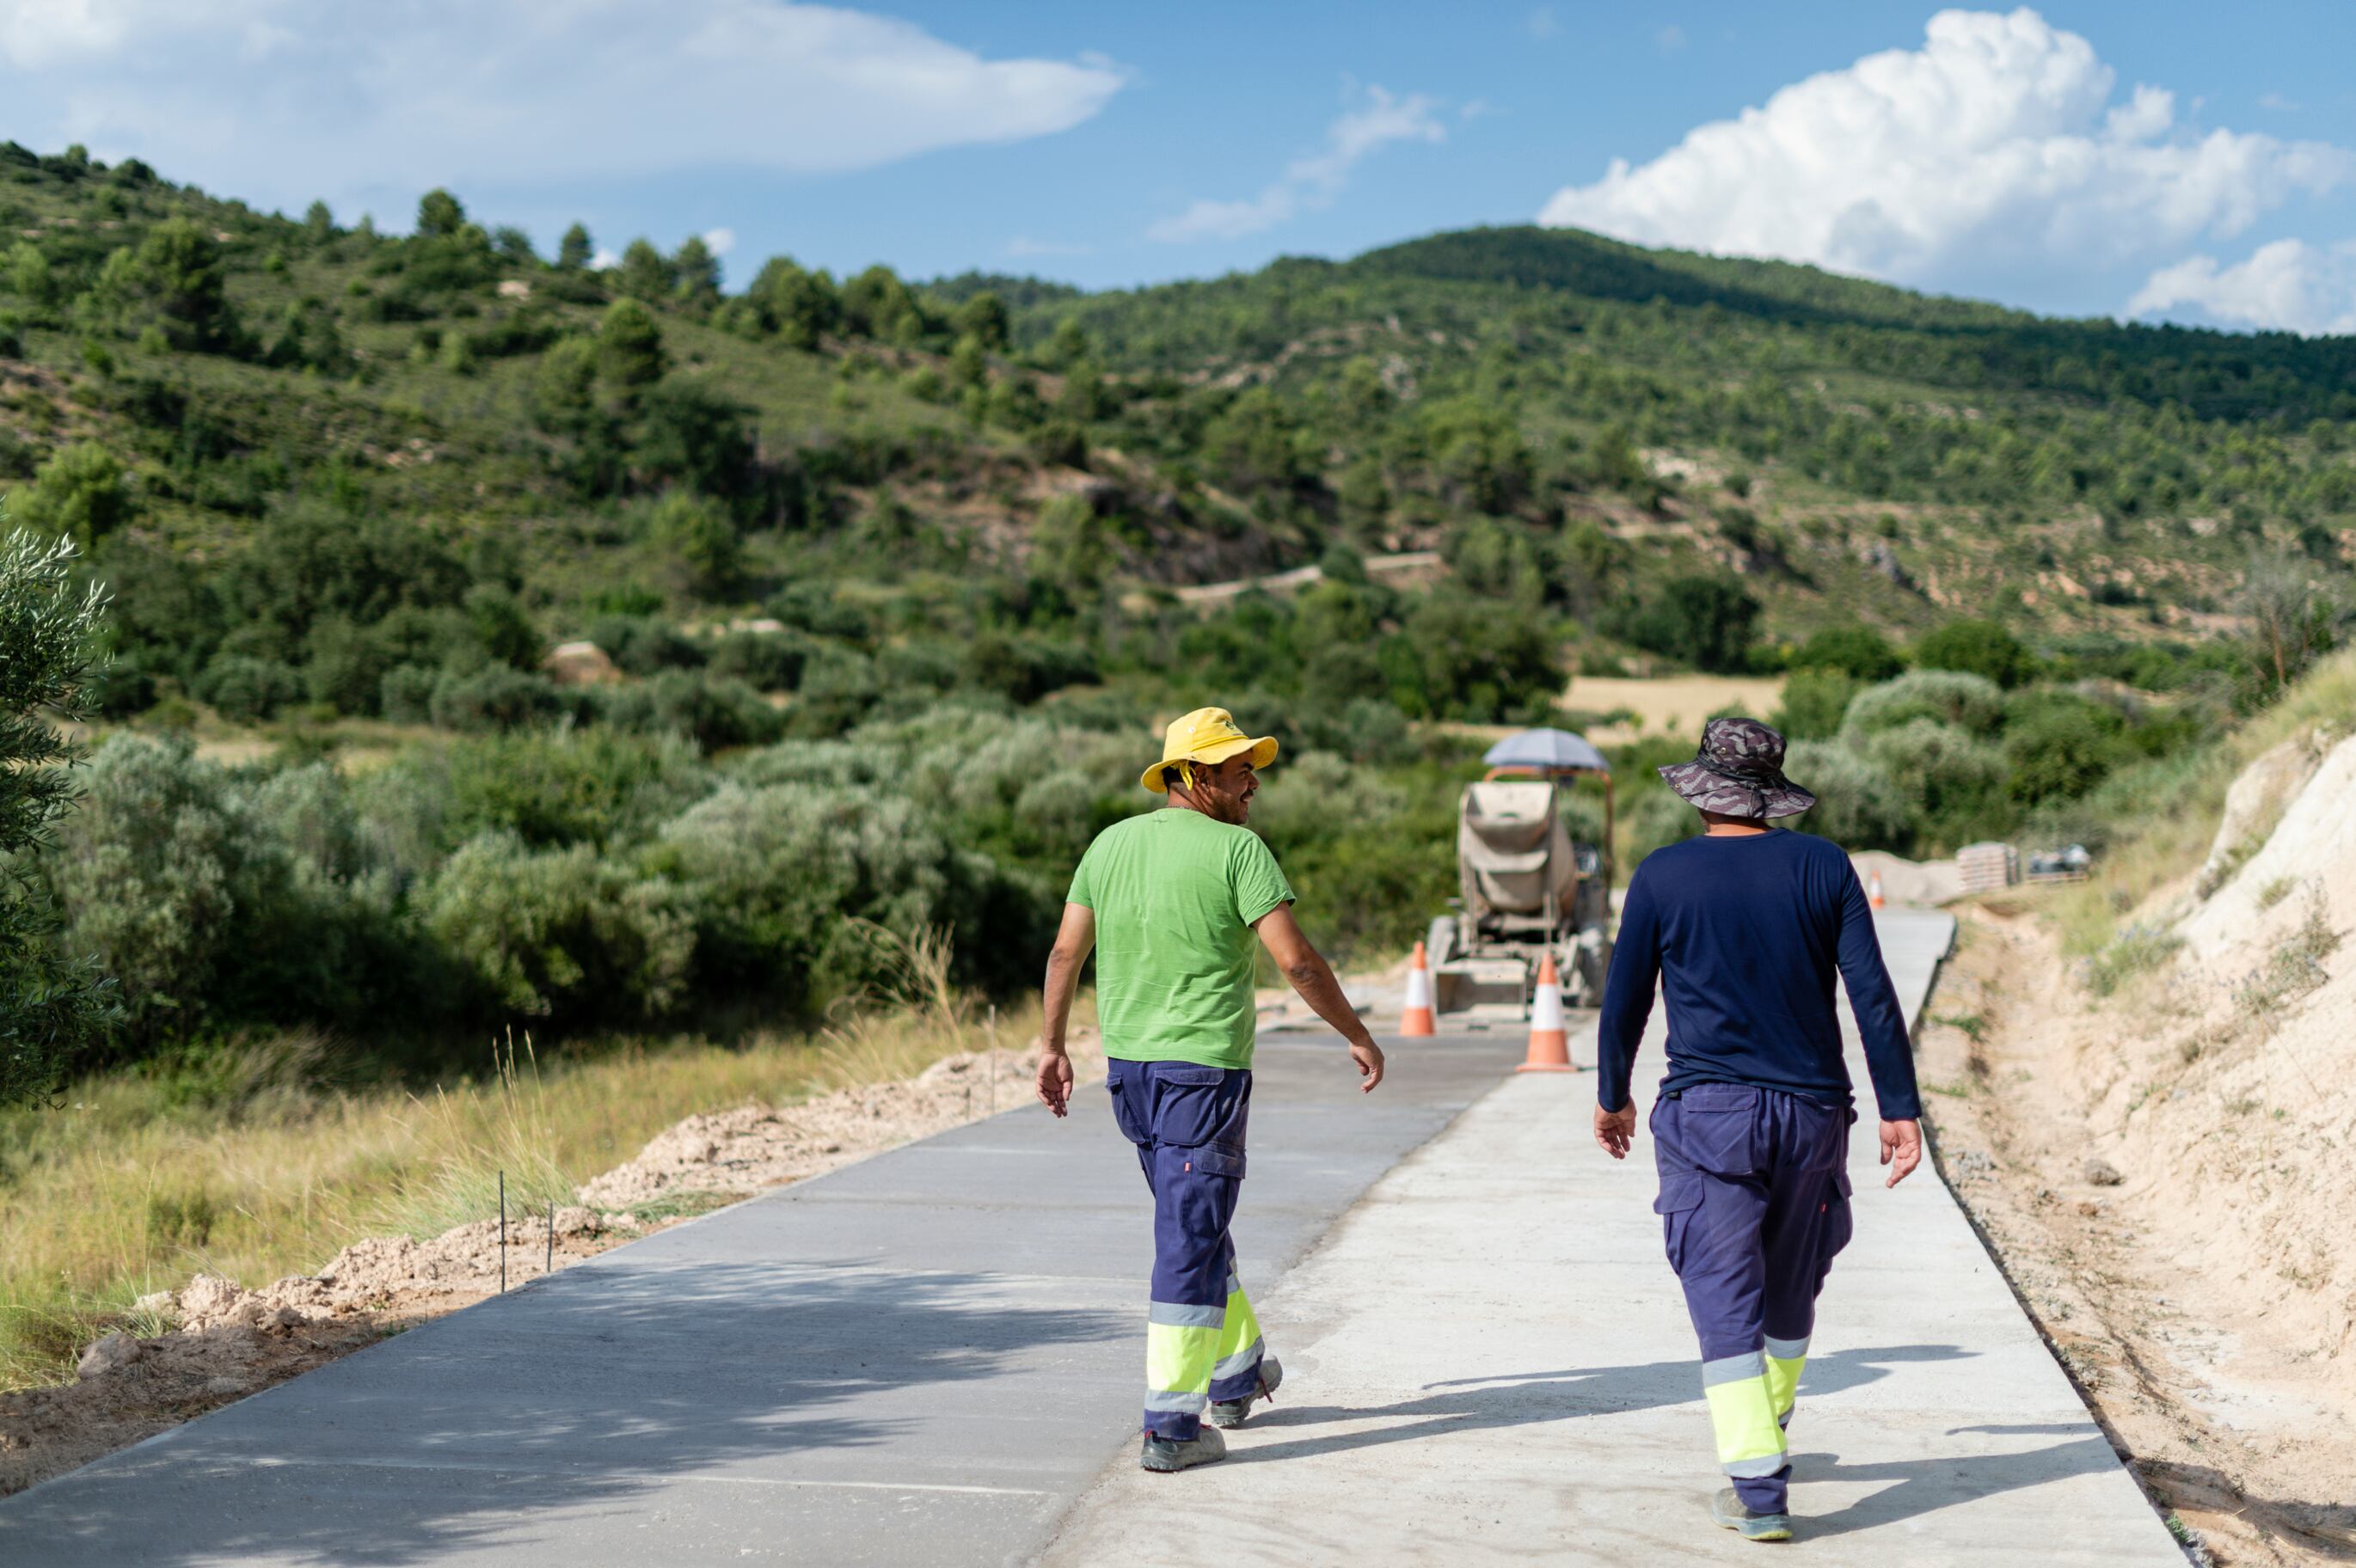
[1850,848,1964,906]
[1917,728,2356,1565]
[1,1030,1097,1498]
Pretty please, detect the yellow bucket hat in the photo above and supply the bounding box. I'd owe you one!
[1141,707,1279,793]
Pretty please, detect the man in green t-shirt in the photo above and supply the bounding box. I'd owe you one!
[1037,707,1384,1474]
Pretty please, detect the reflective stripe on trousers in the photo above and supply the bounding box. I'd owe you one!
[1653,1083,1854,1513]
[1108,1062,1264,1440]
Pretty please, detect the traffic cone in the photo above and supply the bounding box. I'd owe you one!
[1868,871,1887,910]
[1517,952,1574,1072]
[1400,941,1436,1037]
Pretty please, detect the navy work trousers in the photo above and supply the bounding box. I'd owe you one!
[1653,1081,1855,1514]
[1106,1060,1267,1440]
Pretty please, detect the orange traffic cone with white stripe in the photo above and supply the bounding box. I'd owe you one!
[1516,951,1574,1072]
[1868,871,1887,910]
[1400,941,1436,1037]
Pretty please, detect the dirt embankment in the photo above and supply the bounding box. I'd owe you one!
[0,1032,1098,1498]
[1917,729,2356,1565]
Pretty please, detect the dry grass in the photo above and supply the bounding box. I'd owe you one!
[1557,673,1788,743]
[0,934,1055,1390]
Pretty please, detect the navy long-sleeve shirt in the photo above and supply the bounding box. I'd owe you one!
[1596,829,1921,1122]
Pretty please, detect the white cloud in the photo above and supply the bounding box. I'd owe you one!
[2126,239,2356,335]
[0,0,292,69]
[700,226,736,257]
[2259,92,2301,113]
[1150,85,1445,243]
[1527,8,1559,41]
[1656,25,1686,54]
[1537,7,2355,283]
[589,248,621,273]
[0,0,1124,225]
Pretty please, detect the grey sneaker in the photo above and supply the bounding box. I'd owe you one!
[1208,1356,1284,1430]
[1139,1424,1228,1473]
[1710,1485,1793,1542]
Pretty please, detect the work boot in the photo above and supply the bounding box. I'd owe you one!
[1139,1424,1227,1473]
[1208,1355,1284,1430]
[1710,1485,1793,1542]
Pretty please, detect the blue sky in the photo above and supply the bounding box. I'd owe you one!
[4,2,2353,330]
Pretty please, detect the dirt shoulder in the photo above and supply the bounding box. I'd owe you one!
[0,1032,1099,1498]
[1918,908,2353,1566]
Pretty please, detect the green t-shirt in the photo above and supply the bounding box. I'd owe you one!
[1066,808,1295,1070]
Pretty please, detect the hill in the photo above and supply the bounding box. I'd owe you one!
[0,142,2350,738]
[0,141,2347,1051]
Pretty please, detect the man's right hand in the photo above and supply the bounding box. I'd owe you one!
[1349,1038,1385,1093]
[1880,1118,1922,1186]
[1036,1048,1074,1118]
[1594,1102,1636,1159]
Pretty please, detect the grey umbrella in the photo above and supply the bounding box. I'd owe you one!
[1482,728,1611,775]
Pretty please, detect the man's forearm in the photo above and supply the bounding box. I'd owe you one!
[1282,950,1375,1047]
[1040,950,1082,1053]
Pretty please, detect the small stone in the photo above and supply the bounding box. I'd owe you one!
[204,1375,254,1396]
[2076,1200,2100,1217]
[77,1332,144,1378]
[2083,1158,2124,1186]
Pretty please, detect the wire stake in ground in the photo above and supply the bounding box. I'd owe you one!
[498,1171,506,1295]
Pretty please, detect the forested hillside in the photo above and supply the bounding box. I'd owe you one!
[1,139,2350,1078]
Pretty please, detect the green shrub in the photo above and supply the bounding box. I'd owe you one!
[593,671,785,751]
[1771,669,1860,741]
[1859,718,2008,843]
[197,654,304,721]
[653,781,1041,1009]
[1792,627,1903,681]
[2002,689,2130,804]
[380,665,437,724]
[1842,669,2005,739]
[1622,781,1703,867]
[1785,739,1916,850]
[708,630,811,692]
[15,442,131,548]
[421,831,693,1020]
[790,646,881,737]
[1609,575,1761,674]
[1914,618,2034,688]
[591,615,706,676]
[428,666,563,732]
[646,491,742,596]
[1382,588,1563,721]
[45,737,238,1036]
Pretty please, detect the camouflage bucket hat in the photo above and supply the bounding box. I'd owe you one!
[1657,717,1818,820]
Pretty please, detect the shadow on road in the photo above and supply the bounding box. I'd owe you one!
[0,1258,1127,1567]
[1232,1344,1978,1466]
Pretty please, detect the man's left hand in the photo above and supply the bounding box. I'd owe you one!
[1594,1103,1636,1159]
[1880,1118,1922,1187]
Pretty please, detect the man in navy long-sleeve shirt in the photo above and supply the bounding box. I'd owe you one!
[1592,717,1922,1544]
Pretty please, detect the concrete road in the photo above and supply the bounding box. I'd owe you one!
[1043,910,2186,1564]
[2,910,2181,1565]
[0,1026,1522,1566]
